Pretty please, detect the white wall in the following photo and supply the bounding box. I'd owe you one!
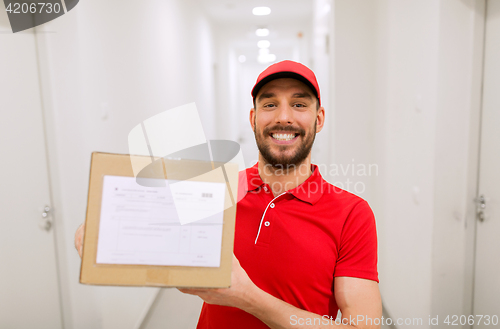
[431,0,484,321]
[331,0,484,326]
[373,1,441,323]
[331,0,378,204]
[310,0,333,177]
[35,1,215,328]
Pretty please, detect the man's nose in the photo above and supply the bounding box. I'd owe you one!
[275,103,294,124]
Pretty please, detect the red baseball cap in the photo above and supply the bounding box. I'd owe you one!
[251,60,321,106]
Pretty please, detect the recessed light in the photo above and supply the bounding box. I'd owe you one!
[257,40,270,49]
[258,53,276,64]
[238,55,247,63]
[252,7,271,16]
[256,28,269,37]
[259,48,269,56]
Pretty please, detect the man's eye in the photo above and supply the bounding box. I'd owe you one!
[264,104,276,108]
[293,103,306,108]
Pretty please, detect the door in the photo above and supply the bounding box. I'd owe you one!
[0,12,63,329]
[472,1,500,328]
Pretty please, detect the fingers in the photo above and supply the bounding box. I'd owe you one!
[178,288,211,294]
[75,224,85,258]
[178,288,214,296]
[178,288,193,294]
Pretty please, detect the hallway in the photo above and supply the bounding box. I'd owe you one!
[1,1,498,328]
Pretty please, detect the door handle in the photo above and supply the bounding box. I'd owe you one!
[40,205,52,231]
[474,195,488,222]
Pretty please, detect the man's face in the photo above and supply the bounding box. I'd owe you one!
[250,78,325,168]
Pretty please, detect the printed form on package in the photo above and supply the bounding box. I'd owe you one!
[96,175,226,267]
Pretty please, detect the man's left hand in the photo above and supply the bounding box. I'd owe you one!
[179,254,382,329]
[178,254,256,309]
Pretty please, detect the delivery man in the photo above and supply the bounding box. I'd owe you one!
[75,60,382,329]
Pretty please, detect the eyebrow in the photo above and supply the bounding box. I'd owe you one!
[257,92,313,102]
[291,92,313,100]
[257,92,276,102]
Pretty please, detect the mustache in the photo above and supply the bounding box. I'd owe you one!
[263,126,305,135]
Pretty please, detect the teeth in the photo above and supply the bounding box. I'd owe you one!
[272,133,296,141]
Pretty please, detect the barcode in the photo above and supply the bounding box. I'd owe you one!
[202,193,213,198]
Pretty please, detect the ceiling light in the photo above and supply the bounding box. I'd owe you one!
[257,40,270,49]
[258,53,276,64]
[238,55,246,63]
[256,28,269,37]
[259,48,269,55]
[252,7,271,16]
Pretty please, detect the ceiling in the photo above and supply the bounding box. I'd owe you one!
[198,0,314,63]
[198,0,313,24]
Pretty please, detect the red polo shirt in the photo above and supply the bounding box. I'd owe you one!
[197,163,378,329]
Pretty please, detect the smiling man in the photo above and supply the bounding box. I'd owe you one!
[178,60,382,328]
[74,60,382,328]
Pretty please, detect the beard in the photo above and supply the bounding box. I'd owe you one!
[254,119,316,169]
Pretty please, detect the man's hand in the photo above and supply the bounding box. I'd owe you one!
[74,223,85,258]
[178,254,257,310]
[179,254,382,329]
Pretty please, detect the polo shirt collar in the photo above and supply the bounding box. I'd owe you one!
[245,162,325,205]
[245,162,263,192]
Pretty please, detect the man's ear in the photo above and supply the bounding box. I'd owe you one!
[316,106,325,133]
[249,108,256,131]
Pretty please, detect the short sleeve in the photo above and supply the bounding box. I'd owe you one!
[334,200,379,282]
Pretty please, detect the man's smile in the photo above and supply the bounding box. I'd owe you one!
[269,132,300,144]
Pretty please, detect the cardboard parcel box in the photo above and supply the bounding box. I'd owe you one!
[80,152,238,288]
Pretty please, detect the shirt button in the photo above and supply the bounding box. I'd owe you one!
[264,221,270,227]
[263,186,268,192]
[270,203,275,208]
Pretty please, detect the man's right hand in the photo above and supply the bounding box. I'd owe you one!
[75,224,85,258]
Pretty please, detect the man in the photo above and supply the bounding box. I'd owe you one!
[75,60,382,328]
